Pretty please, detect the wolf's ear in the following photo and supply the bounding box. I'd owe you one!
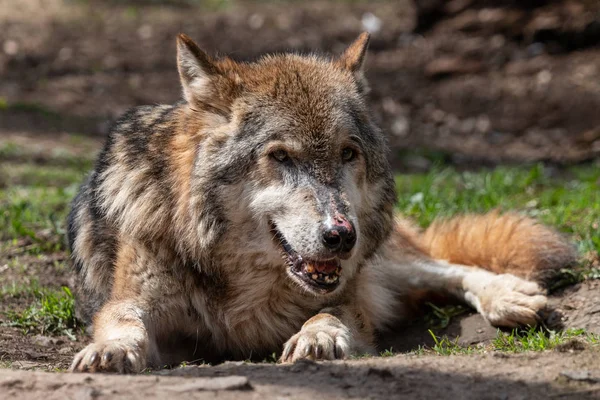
[337,32,370,73]
[177,34,238,114]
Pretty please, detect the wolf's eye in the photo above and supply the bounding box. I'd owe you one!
[271,149,289,163]
[341,147,357,162]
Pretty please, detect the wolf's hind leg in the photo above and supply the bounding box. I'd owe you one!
[397,258,548,328]
[461,268,548,327]
[382,212,576,328]
[70,301,151,373]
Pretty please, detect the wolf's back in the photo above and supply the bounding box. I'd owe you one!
[417,211,577,285]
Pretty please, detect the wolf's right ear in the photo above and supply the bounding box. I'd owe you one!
[177,34,238,114]
[336,32,371,94]
[337,32,370,73]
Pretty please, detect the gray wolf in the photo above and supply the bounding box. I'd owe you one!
[67,33,576,372]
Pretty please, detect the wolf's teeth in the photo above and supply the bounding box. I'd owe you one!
[335,267,341,275]
[312,274,318,280]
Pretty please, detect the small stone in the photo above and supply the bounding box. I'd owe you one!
[536,70,552,86]
[361,13,382,34]
[166,376,252,391]
[3,40,18,55]
[137,24,153,40]
[58,346,73,355]
[33,335,55,347]
[248,14,265,30]
[431,109,446,123]
[391,117,409,137]
[58,47,73,61]
[475,115,491,133]
[560,370,600,383]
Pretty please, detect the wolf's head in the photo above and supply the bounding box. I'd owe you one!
[177,33,396,295]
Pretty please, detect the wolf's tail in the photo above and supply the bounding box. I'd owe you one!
[415,211,578,285]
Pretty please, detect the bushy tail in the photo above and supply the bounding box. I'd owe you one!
[417,211,578,285]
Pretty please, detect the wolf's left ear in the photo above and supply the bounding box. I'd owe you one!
[337,32,370,73]
[177,34,238,114]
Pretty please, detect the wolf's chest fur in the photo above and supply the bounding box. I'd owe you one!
[181,252,328,359]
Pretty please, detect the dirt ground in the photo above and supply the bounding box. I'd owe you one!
[2,350,600,400]
[2,0,600,398]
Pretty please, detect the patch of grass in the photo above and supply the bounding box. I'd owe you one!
[261,352,278,363]
[0,140,93,254]
[0,279,42,300]
[350,352,375,360]
[0,186,77,253]
[1,101,61,119]
[2,287,78,340]
[2,163,85,188]
[379,347,395,357]
[424,303,468,330]
[493,326,600,352]
[411,326,600,357]
[0,141,20,158]
[428,330,476,356]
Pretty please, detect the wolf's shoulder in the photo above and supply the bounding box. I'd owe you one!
[109,103,181,136]
[97,102,185,165]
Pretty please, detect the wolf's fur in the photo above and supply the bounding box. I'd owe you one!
[68,33,577,373]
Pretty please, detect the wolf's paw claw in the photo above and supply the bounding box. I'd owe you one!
[70,340,145,373]
[467,273,547,328]
[280,324,351,363]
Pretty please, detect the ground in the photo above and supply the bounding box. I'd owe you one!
[2,351,600,399]
[1,0,600,398]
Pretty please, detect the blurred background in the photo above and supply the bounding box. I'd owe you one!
[1,0,600,370]
[2,0,600,167]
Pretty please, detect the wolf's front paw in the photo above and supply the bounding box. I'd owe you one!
[465,273,547,328]
[280,315,351,363]
[70,339,146,373]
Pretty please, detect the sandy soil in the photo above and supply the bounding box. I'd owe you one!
[2,350,600,400]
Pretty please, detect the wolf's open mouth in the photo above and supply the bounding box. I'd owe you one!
[269,222,341,292]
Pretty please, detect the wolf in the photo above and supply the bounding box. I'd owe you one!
[68,32,576,373]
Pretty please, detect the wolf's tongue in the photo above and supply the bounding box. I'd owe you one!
[314,261,338,274]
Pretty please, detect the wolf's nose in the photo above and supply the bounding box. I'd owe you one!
[322,219,356,253]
